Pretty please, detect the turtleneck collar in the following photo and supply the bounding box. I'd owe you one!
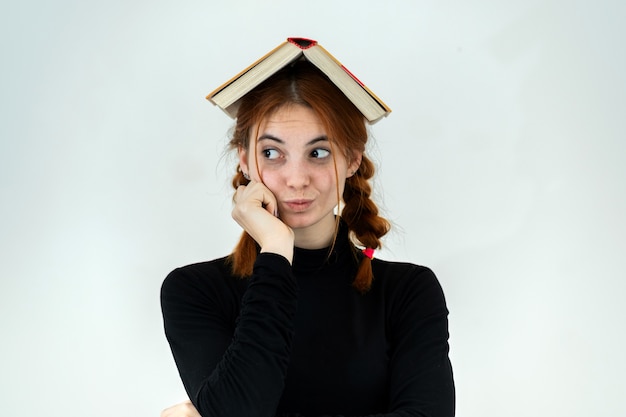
[291,219,358,273]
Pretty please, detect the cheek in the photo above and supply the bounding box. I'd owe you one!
[318,171,344,195]
[258,171,282,193]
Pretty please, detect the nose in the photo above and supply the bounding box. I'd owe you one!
[284,158,310,189]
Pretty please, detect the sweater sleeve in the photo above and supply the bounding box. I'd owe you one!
[384,265,455,417]
[161,253,298,417]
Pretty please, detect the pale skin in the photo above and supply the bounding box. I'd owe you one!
[161,104,361,416]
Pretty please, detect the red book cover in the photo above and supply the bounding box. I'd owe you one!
[287,37,318,49]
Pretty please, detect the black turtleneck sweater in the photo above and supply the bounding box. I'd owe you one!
[161,224,454,417]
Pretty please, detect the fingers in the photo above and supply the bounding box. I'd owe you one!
[161,400,201,417]
[234,180,278,217]
[231,181,294,260]
[260,185,279,218]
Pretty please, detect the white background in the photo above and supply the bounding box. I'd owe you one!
[1,0,624,416]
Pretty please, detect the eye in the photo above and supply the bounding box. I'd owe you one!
[262,148,280,160]
[311,148,330,159]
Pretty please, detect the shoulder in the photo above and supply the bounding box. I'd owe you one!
[370,258,448,316]
[161,256,247,309]
[371,258,441,291]
[160,253,294,307]
[162,256,232,290]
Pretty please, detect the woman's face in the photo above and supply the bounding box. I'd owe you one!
[239,104,361,243]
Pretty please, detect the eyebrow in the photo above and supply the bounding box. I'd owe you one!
[258,134,329,146]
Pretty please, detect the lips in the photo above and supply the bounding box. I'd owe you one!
[283,199,314,212]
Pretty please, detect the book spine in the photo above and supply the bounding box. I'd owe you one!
[287,37,318,50]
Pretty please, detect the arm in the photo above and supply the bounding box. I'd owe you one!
[384,265,455,417]
[162,179,296,417]
[161,253,297,417]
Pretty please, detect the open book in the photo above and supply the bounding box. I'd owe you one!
[207,38,391,123]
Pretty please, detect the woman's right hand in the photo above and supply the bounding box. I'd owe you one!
[160,400,200,417]
[232,180,294,262]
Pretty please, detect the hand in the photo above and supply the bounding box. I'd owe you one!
[232,180,294,262]
[160,400,200,417]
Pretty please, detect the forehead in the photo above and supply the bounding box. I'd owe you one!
[258,105,327,140]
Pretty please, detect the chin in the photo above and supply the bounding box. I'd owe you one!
[281,217,315,230]
[280,212,332,231]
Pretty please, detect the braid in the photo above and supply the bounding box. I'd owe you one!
[342,155,390,293]
[227,169,257,278]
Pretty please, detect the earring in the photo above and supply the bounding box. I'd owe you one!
[243,172,250,180]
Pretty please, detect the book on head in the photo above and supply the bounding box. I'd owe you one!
[206,37,391,124]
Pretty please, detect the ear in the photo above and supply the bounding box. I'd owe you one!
[238,145,249,175]
[347,152,362,177]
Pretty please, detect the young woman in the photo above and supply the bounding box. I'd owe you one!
[160,58,455,417]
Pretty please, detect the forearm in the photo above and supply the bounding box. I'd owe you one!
[162,254,298,417]
[195,255,297,415]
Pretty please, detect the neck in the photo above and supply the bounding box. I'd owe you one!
[293,215,337,249]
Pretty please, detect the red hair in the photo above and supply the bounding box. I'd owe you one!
[227,60,389,293]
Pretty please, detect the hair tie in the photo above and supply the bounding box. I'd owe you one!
[362,247,375,260]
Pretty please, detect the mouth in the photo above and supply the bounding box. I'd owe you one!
[283,199,314,212]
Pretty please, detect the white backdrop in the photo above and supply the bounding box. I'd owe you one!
[1,0,624,416]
